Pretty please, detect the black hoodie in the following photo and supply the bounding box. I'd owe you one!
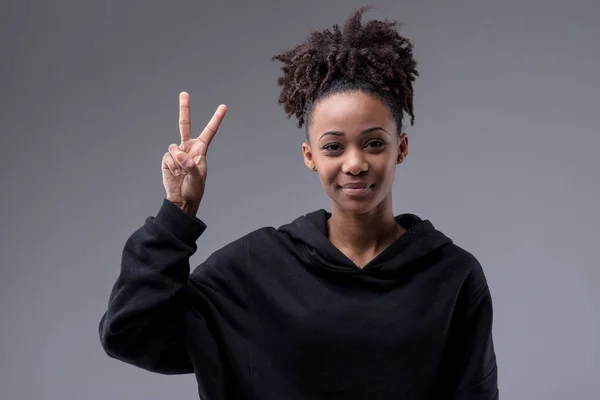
[99,199,498,400]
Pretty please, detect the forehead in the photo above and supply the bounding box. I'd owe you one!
[309,91,394,134]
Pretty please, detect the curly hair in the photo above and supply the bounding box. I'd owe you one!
[272,6,418,137]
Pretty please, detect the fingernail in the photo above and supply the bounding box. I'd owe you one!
[173,169,180,176]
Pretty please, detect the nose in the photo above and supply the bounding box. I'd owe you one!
[341,149,369,175]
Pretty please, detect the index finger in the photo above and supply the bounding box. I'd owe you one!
[197,104,228,153]
[179,91,191,143]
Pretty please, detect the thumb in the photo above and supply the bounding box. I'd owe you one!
[175,151,201,178]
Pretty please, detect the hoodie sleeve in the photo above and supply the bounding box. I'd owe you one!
[443,261,499,400]
[98,199,216,374]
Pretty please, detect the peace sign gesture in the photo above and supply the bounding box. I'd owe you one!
[162,92,227,216]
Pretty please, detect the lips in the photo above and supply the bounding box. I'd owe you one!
[339,182,374,196]
[340,182,371,189]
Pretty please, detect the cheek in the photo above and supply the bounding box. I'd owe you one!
[318,169,341,193]
[314,162,339,181]
[374,157,397,175]
[372,161,398,190]
[322,170,337,185]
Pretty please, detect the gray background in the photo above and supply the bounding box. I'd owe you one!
[1,0,598,399]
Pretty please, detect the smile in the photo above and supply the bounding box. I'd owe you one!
[339,184,374,196]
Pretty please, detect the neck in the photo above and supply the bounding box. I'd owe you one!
[327,197,405,256]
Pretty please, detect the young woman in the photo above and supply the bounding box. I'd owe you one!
[99,7,499,400]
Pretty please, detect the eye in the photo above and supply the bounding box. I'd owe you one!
[322,142,343,152]
[366,139,385,149]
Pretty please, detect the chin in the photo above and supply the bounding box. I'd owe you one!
[329,186,391,216]
[332,197,380,216]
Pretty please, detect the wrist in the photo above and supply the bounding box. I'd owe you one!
[166,198,200,217]
[156,199,207,243]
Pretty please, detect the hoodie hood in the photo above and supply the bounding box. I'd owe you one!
[277,209,452,277]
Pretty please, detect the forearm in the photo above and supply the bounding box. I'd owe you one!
[98,199,207,373]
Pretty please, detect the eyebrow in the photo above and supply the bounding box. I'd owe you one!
[318,127,389,141]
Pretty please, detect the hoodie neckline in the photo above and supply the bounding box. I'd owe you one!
[278,209,452,274]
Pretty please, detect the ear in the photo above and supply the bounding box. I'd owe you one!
[302,141,315,171]
[397,132,408,164]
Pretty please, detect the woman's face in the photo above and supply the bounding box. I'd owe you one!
[302,90,408,216]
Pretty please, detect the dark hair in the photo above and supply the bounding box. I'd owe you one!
[272,5,419,138]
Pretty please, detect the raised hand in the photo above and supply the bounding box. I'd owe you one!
[162,92,227,216]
